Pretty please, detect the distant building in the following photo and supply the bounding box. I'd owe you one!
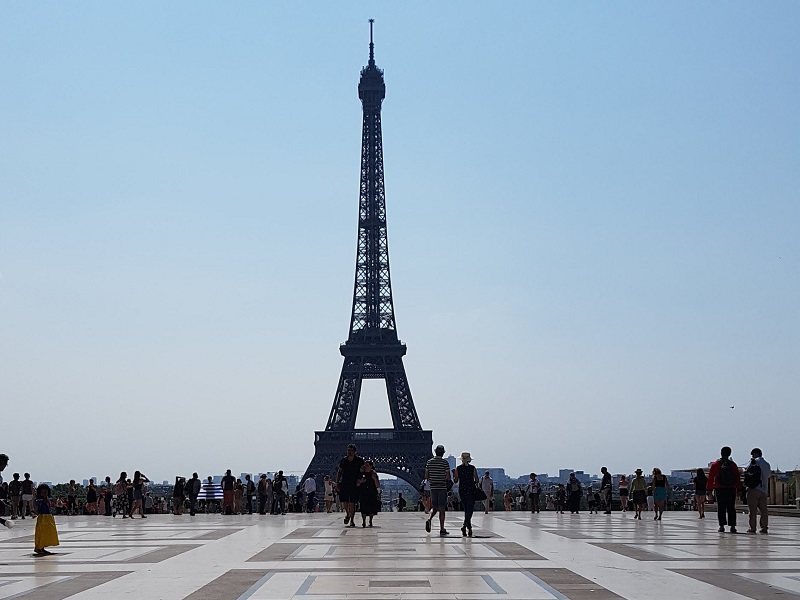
[446,455,457,471]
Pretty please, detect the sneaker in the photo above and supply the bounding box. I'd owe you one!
[730,527,738,533]
[718,526,725,532]
[747,529,756,534]
[344,516,350,525]
[760,529,768,534]
[425,519,431,533]
[439,529,449,536]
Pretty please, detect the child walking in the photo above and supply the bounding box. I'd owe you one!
[34,484,59,556]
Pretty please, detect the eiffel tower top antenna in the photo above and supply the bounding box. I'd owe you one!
[369,19,375,66]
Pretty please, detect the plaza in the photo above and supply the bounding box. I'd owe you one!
[1,510,798,599]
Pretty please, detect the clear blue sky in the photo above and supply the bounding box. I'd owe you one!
[2,3,798,483]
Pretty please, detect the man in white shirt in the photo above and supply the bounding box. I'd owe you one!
[303,474,317,513]
[526,473,542,513]
[745,448,771,534]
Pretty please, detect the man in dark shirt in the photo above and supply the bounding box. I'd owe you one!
[600,467,613,514]
[8,472,21,520]
[221,469,236,515]
[337,444,365,527]
[186,473,201,516]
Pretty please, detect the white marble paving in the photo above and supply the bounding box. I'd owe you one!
[0,511,798,598]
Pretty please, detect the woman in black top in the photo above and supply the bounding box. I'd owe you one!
[453,452,479,537]
[129,471,150,518]
[356,461,380,527]
[85,480,98,514]
[693,468,707,519]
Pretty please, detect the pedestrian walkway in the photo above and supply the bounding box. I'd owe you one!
[1,510,798,599]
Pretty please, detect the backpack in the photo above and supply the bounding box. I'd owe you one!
[717,459,737,487]
[743,463,762,489]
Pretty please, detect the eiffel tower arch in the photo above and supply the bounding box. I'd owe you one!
[303,21,433,489]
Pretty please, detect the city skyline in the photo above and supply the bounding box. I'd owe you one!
[2,4,798,484]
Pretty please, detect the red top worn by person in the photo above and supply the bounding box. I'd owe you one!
[707,456,742,492]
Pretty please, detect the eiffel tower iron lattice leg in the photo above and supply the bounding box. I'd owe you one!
[303,22,433,490]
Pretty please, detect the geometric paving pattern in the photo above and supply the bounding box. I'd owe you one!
[1,511,799,598]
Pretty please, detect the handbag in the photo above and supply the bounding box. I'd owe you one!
[474,487,487,501]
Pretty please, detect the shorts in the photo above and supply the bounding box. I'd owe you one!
[619,489,629,497]
[22,494,33,503]
[632,490,647,505]
[430,489,448,509]
[339,485,358,503]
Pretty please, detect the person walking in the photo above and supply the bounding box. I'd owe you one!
[744,448,771,534]
[555,484,566,513]
[103,477,114,516]
[630,469,647,520]
[480,471,494,514]
[221,470,236,515]
[129,471,150,518]
[245,474,256,515]
[86,480,98,514]
[356,461,380,527]
[424,444,452,536]
[186,473,201,516]
[650,468,669,520]
[600,467,613,514]
[21,474,37,518]
[337,445,365,527]
[273,471,287,515]
[692,468,707,519]
[303,474,317,513]
[323,475,334,513]
[257,474,268,515]
[707,446,742,533]
[8,473,22,520]
[618,475,629,512]
[234,479,244,515]
[419,478,431,513]
[33,484,59,556]
[454,452,479,537]
[114,472,129,518]
[526,473,542,513]
[566,473,582,514]
[172,477,185,515]
[0,454,13,529]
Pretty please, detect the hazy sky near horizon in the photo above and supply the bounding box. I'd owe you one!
[2,3,799,484]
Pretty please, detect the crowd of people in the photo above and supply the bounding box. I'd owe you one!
[416,444,773,537]
[0,444,776,554]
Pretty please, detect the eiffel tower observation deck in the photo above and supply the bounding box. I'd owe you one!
[303,21,433,488]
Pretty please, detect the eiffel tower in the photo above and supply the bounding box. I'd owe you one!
[303,21,433,488]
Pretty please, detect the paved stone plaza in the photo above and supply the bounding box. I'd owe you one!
[1,510,799,599]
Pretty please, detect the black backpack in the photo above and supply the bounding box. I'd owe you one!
[743,463,762,489]
[717,459,737,487]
